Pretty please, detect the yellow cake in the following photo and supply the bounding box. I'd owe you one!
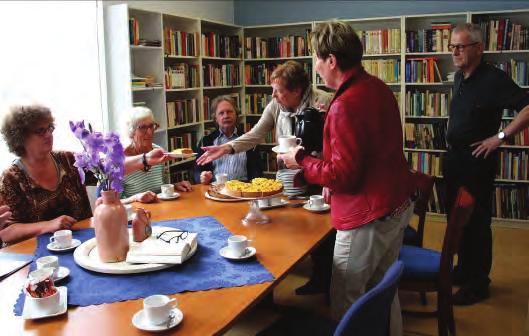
[224,178,283,198]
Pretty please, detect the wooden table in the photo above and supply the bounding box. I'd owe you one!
[0,185,332,335]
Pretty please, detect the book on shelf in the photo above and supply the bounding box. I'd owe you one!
[492,184,528,219]
[405,24,451,53]
[202,32,241,58]
[405,57,443,83]
[406,151,443,177]
[164,28,199,56]
[245,93,272,115]
[357,28,401,54]
[500,120,529,146]
[203,93,241,120]
[493,60,528,86]
[404,120,447,150]
[202,63,240,87]
[476,17,529,51]
[166,99,199,127]
[497,149,529,180]
[258,151,278,173]
[362,59,400,83]
[165,64,199,89]
[169,132,197,151]
[405,89,451,117]
[245,30,311,59]
[129,17,140,45]
[245,62,312,85]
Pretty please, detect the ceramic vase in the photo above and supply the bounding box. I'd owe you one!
[93,190,129,262]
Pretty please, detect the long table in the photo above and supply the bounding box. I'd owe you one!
[0,185,332,335]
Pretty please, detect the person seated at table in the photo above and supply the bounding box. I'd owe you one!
[0,104,174,246]
[194,96,262,184]
[121,107,192,203]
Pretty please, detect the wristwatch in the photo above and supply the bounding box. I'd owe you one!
[498,131,506,141]
[142,153,151,172]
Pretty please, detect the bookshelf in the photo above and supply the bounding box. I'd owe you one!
[105,4,529,226]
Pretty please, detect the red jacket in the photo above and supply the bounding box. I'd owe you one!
[299,66,414,231]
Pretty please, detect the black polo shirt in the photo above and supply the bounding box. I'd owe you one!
[447,61,529,148]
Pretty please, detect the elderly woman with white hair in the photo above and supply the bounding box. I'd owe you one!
[121,107,192,204]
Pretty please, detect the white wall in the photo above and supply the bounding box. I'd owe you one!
[104,0,234,23]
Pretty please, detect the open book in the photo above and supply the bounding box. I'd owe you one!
[126,226,198,265]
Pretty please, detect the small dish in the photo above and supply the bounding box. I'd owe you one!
[157,192,181,201]
[303,203,330,213]
[54,266,70,282]
[271,145,289,154]
[219,246,257,260]
[22,286,68,320]
[166,152,197,159]
[47,239,81,252]
[132,307,183,332]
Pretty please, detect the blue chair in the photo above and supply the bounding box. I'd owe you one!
[257,260,404,336]
[399,187,475,336]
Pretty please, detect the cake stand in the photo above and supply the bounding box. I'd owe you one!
[220,192,283,225]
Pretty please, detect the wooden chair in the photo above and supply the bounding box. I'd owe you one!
[403,171,435,247]
[399,187,475,336]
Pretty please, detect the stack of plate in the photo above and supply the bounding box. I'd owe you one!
[276,169,307,197]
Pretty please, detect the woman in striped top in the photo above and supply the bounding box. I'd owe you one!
[122,107,192,203]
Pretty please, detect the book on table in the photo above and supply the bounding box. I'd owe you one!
[0,252,33,280]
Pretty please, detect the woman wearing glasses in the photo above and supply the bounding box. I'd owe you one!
[0,104,174,246]
[122,107,192,204]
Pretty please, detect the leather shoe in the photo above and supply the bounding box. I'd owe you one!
[452,286,490,305]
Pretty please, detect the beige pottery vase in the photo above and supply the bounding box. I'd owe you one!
[93,190,129,262]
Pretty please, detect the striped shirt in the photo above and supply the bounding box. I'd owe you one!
[213,128,248,181]
[123,145,166,198]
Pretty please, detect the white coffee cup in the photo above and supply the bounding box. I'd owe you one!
[161,184,175,197]
[25,268,60,315]
[49,230,72,248]
[228,235,250,258]
[278,135,302,152]
[36,256,59,278]
[308,195,325,209]
[215,173,228,185]
[143,294,178,325]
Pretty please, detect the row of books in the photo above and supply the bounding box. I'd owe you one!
[202,93,241,120]
[494,60,529,86]
[500,120,529,146]
[361,59,400,83]
[166,99,199,128]
[164,64,200,89]
[357,29,401,54]
[476,18,529,51]
[128,18,161,47]
[245,122,276,144]
[202,33,241,58]
[245,93,272,115]
[169,132,197,151]
[406,152,443,177]
[131,76,146,88]
[497,149,529,181]
[427,181,447,214]
[202,64,240,87]
[405,58,443,83]
[258,151,278,173]
[404,90,451,117]
[492,184,529,219]
[404,121,448,150]
[164,29,199,57]
[244,62,312,85]
[405,24,452,53]
[244,32,312,59]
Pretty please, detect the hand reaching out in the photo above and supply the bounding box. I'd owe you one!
[196,144,232,166]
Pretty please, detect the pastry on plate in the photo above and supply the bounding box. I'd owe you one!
[223,178,283,198]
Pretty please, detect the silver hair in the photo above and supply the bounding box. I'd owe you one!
[210,95,239,121]
[127,106,155,138]
[452,23,483,43]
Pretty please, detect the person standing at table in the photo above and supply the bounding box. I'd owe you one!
[279,21,415,336]
[445,23,529,305]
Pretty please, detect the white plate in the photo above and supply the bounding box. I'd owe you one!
[219,246,257,260]
[54,266,70,282]
[47,239,82,252]
[271,145,290,154]
[303,203,330,213]
[204,191,244,202]
[157,192,180,201]
[258,198,289,210]
[166,152,197,159]
[132,307,183,332]
[73,229,197,274]
[22,286,67,320]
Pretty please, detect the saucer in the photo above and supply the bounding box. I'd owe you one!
[157,192,180,201]
[132,308,183,332]
[47,239,81,252]
[22,286,68,320]
[271,145,290,154]
[219,246,257,260]
[54,266,70,282]
[303,203,330,213]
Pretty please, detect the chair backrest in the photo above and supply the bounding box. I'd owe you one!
[334,261,404,336]
[439,187,475,292]
[411,171,435,246]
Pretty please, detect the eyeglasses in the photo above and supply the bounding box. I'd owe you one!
[136,123,159,133]
[448,42,479,52]
[156,229,188,244]
[32,124,55,136]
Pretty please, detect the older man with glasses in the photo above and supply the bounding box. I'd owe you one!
[445,23,529,305]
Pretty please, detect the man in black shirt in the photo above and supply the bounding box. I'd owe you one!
[446,23,529,305]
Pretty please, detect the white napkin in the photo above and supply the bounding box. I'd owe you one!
[126,226,198,265]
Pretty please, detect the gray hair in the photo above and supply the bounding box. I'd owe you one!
[210,95,239,121]
[127,106,155,138]
[452,23,483,43]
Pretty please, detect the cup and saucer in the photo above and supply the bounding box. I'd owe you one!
[132,294,183,332]
[23,286,68,320]
[36,256,71,282]
[22,268,68,320]
[219,235,256,260]
[302,195,330,213]
[272,135,303,154]
[157,184,181,201]
[46,230,81,252]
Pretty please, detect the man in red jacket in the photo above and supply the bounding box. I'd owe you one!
[279,21,415,336]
